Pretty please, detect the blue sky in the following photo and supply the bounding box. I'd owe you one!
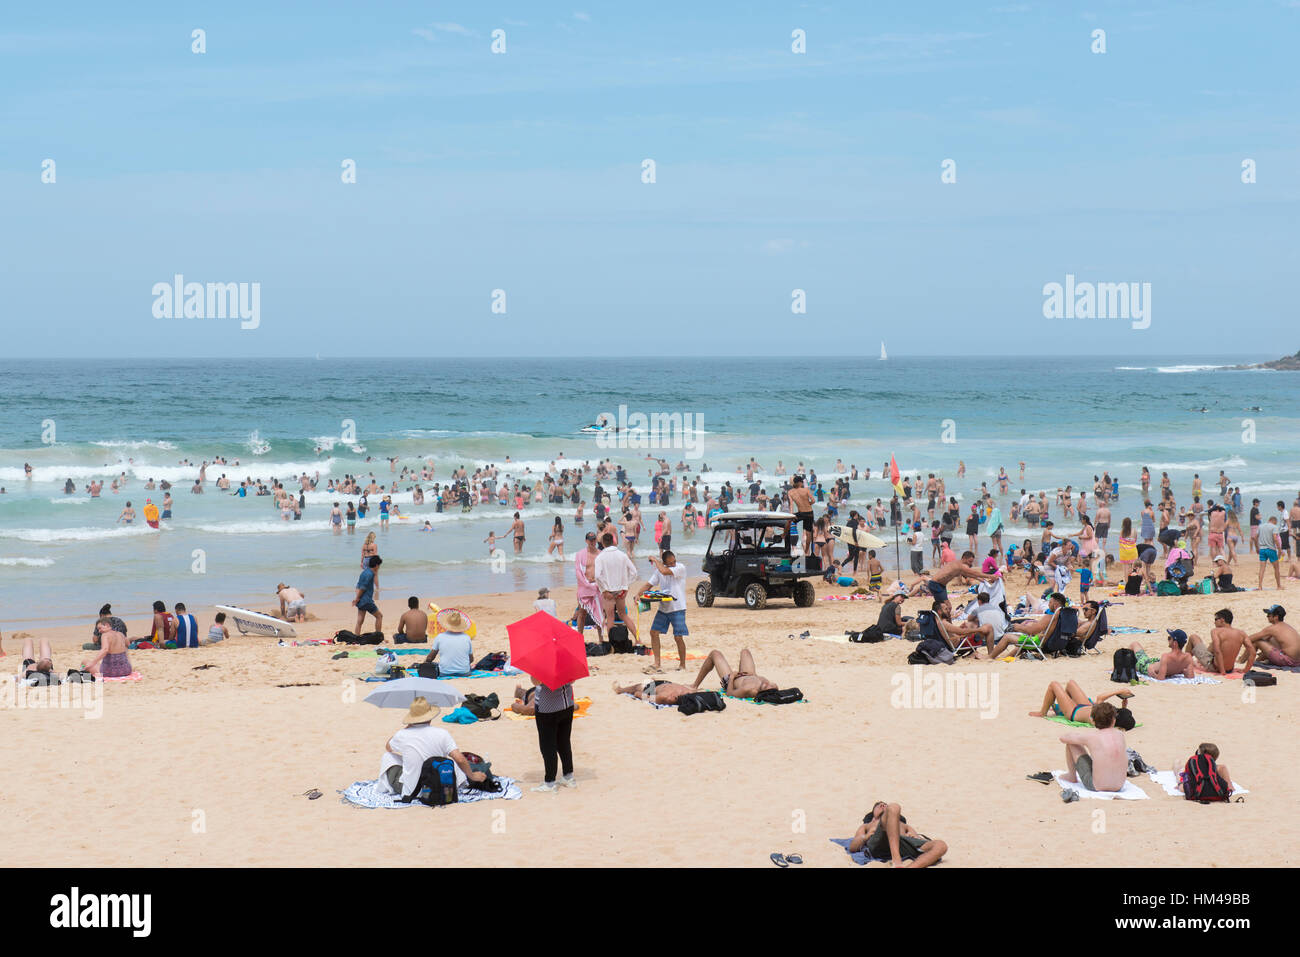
[1,1,1297,357]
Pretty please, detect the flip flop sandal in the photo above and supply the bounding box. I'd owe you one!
[784,854,803,865]
[332,651,349,660]
[1061,789,1080,803]
[302,789,323,800]
[769,853,789,868]
[1026,772,1053,784]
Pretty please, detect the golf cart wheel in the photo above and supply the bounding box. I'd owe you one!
[695,581,714,607]
[793,580,816,607]
[744,582,768,610]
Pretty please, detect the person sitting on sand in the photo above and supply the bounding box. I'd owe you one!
[84,618,133,678]
[425,610,473,676]
[1131,630,1196,679]
[20,636,59,686]
[877,591,909,635]
[1029,680,1135,727]
[394,596,429,644]
[849,801,948,868]
[1185,609,1253,674]
[139,600,176,647]
[612,678,697,706]
[1247,604,1300,667]
[377,697,486,798]
[1056,701,1128,792]
[692,648,777,699]
[510,684,538,715]
[1185,742,1236,795]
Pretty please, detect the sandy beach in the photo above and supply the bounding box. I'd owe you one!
[4,572,1295,868]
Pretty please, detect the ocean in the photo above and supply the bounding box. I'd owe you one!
[1,356,1295,628]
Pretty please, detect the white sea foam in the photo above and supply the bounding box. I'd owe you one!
[91,440,178,451]
[1155,364,1230,373]
[0,525,158,543]
[0,556,56,567]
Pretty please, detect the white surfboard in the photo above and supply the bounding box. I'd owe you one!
[215,605,297,638]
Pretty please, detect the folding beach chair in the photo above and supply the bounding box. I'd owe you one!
[950,628,984,658]
[1083,607,1111,654]
[1015,606,1078,660]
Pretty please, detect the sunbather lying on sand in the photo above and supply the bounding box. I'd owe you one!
[849,802,948,868]
[692,648,777,699]
[612,679,695,706]
[510,685,536,715]
[20,636,57,685]
[1029,680,1135,727]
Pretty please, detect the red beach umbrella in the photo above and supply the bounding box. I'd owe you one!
[506,611,589,689]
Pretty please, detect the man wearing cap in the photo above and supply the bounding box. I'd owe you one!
[1128,631,1195,680]
[1248,605,1300,668]
[534,587,558,617]
[277,583,307,622]
[378,697,486,799]
[573,531,604,639]
[1256,514,1282,591]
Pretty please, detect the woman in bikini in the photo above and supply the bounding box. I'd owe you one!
[547,517,565,559]
[361,533,380,595]
[813,516,831,569]
[1029,680,1134,725]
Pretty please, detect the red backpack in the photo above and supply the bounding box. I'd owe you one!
[1181,752,1229,802]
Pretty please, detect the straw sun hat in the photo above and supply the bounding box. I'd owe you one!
[442,610,467,631]
[402,697,441,725]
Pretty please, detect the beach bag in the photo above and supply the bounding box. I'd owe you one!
[754,687,804,705]
[585,641,611,657]
[1181,752,1229,803]
[416,661,440,679]
[1243,670,1277,687]
[607,625,635,654]
[404,757,458,806]
[385,665,407,681]
[848,625,886,643]
[908,639,953,666]
[1156,580,1182,597]
[677,691,727,715]
[472,651,508,672]
[914,610,941,642]
[463,692,500,719]
[1198,577,1214,595]
[1110,647,1137,683]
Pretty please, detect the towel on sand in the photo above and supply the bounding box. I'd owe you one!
[1138,673,1221,685]
[1147,769,1248,798]
[1046,714,1143,729]
[341,776,521,807]
[618,692,674,711]
[828,837,889,864]
[503,697,592,720]
[1053,771,1149,800]
[101,672,143,682]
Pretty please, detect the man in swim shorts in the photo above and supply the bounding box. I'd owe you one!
[1057,701,1128,793]
[612,678,695,706]
[1130,630,1195,679]
[849,802,948,868]
[787,474,816,555]
[1256,514,1282,590]
[1186,608,1253,674]
[352,556,383,634]
[1248,605,1300,668]
[691,648,777,699]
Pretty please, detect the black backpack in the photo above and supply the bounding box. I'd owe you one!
[677,691,727,715]
[472,651,509,672]
[1111,647,1137,683]
[908,638,954,666]
[848,625,886,644]
[1181,752,1229,802]
[402,757,459,806]
[754,687,804,705]
[462,692,500,719]
[607,625,635,654]
[585,641,611,657]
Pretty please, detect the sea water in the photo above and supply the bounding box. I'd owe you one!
[0,356,1294,627]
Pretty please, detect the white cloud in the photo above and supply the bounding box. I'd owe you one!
[574,11,592,21]
[414,22,478,40]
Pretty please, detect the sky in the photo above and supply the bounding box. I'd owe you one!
[1,0,1297,357]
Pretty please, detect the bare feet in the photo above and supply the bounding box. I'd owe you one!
[1028,710,1047,717]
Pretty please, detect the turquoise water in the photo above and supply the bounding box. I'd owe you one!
[1,356,1295,627]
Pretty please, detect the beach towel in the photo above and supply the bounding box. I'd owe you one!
[819,594,874,601]
[100,672,144,682]
[1110,625,1155,635]
[574,551,604,628]
[1251,660,1300,674]
[503,697,592,720]
[1146,769,1247,798]
[1052,771,1149,800]
[442,707,479,724]
[341,776,521,808]
[1046,714,1143,729]
[829,837,883,865]
[723,692,808,706]
[339,648,429,658]
[618,691,674,710]
[1137,673,1221,686]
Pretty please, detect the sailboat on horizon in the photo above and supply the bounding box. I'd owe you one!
[879,341,888,361]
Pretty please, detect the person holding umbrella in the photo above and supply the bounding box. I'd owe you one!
[506,611,589,794]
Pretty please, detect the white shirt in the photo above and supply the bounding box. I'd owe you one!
[595,546,639,593]
[378,724,466,797]
[971,603,1006,640]
[534,598,558,617]
[649,563,687,612]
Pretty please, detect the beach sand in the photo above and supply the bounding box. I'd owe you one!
[2,573,1296,867]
